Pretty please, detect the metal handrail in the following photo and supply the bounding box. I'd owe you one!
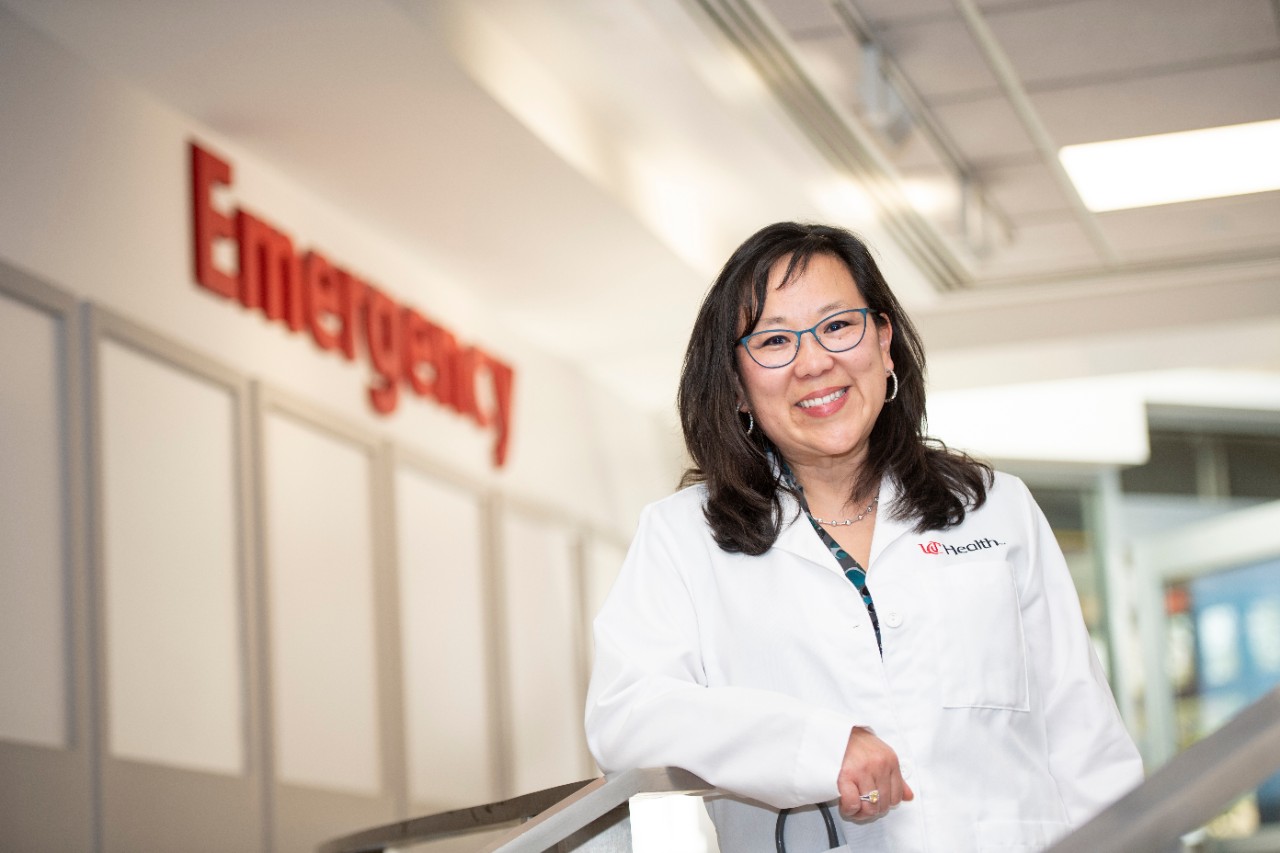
[318,767,713,853]
[321,687,1280,853]
[481,767,711,853]
[317,779,593,853]
[1047,686,1280,853]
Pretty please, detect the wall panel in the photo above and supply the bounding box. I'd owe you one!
[0,291,69,749]
[89,309,263,853]
[499,505,592,795]
[394,462,499,811]
[263,411,381,795]
[257,392,400,853]
[99,339,243,774]
[0,266,92,853]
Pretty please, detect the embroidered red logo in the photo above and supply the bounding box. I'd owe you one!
[918,537,1005,555]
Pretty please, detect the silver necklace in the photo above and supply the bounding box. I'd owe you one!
[810,496,879,527]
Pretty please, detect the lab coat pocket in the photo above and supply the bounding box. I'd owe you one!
[936,559,1030,711]
[976,818,1071,851]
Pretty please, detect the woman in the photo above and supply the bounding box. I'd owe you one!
[584,222,1143,852]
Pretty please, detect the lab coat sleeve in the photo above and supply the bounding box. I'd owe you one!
[584,502,857,809]
[1014,477,1144,824]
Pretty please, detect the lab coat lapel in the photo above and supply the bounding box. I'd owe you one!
[772,478,914,573]
[771,490,843,572]
[868,477,913,569]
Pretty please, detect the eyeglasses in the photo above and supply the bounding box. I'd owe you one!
[738,308,872,369]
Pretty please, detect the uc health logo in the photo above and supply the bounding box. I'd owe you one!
[918,537,1005,555]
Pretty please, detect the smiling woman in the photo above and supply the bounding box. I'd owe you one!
[676,223,987,558]
[585,222,1145,853]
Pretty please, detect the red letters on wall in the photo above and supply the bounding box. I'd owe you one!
[190,141,516,467]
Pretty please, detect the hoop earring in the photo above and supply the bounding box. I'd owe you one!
[885,369,899,403]
[743,411,755,435]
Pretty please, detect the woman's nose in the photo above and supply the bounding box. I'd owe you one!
[792,330,833,374]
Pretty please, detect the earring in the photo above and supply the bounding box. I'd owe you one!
[743,411,755,435]
[885,369,899,403]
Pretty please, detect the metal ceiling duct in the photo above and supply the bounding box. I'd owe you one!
[683,0,978,291]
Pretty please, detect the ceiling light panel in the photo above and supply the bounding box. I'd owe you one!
[1060,120,1280,212]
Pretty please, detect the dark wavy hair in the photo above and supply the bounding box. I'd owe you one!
[678,222,992,556]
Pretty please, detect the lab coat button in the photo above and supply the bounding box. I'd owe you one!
[884,610,904,628]
[900,759,914,778]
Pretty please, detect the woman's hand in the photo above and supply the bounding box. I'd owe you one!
[837,726,914,819]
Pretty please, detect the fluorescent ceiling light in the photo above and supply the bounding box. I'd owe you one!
[1059,119,1280,212]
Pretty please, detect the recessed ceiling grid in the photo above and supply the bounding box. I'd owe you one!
[733,0,1280,288]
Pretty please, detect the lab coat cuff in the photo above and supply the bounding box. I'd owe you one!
[791,708,858,806]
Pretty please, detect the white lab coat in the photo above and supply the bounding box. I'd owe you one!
[585,472,1143,852]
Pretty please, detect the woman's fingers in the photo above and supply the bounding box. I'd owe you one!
[839,786,864,818]
[837,726,909,818]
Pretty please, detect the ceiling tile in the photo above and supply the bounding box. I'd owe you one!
[932,96,1038,166]
[878,15,1001,99]
[1032,58,1280,145]
[978,160,1073,218]
[851,0,1063,31]
[1096,192,1280,261]
[988,0,1280,88]
[852,0,961,27]
[761,0,845,34]
[970,217,1099,282]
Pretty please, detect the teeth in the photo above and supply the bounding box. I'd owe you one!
[798,389,846,408]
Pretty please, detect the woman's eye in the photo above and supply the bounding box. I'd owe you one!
[755,334,792,349]
[823,320,850,334]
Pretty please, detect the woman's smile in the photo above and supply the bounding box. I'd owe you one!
[796,386,849,414]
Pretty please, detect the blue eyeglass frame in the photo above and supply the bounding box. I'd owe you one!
[737,308,873,369]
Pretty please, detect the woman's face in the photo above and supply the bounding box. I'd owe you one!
[736,252,893,474]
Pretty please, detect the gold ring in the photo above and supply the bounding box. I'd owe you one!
[861,789,880,805]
